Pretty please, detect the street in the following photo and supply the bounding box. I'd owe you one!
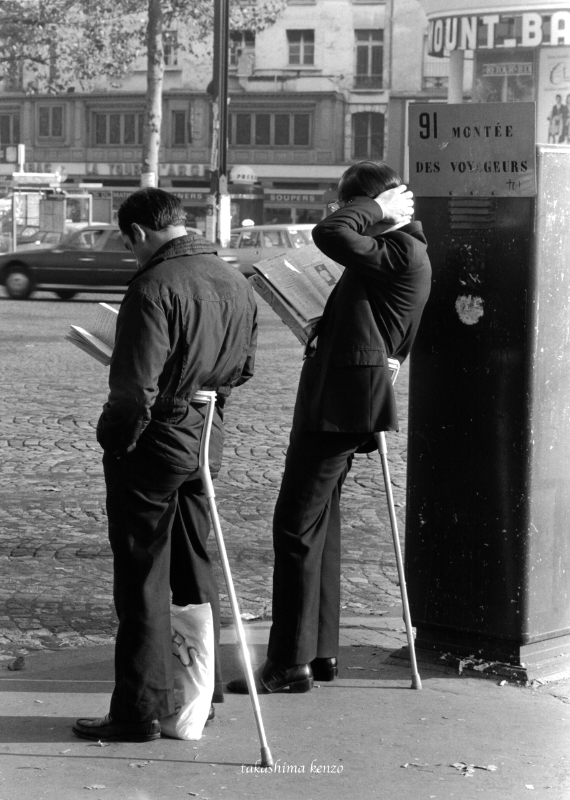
[0,289,408,658]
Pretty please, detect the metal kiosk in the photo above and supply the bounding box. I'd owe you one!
[405,102,570,682]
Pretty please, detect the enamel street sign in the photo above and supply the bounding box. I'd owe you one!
[408,102,537,197]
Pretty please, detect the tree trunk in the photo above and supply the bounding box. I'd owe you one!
[141,0,164,186]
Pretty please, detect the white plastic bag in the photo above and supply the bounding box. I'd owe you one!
[160,602,214,740]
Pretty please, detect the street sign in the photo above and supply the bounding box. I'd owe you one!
[12,172,62,187]
[408,102,537,197]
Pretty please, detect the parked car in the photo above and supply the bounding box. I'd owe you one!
[0,224,236,300]
[218,223,315,276]
[16,229,67,252]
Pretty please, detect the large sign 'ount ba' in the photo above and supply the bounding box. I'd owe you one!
[428,10,570,56]
[408,102,537,197]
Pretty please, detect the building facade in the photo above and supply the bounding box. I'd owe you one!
[421,0,570,144]
[0,0,430,230]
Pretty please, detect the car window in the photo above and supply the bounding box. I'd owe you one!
[288,229,312,248]
[102,230,124,251]
[43,232,62,244]
[238,231,260,248]
[262,231,288,248]
[67,229,105,250]
[20,226,38,238]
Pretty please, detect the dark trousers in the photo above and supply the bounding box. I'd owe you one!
[103,429,224,723]
[268,429,372,666]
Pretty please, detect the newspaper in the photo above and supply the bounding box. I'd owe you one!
[65,302,118,366]
[251,243,344,345]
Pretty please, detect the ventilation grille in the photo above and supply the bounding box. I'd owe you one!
[449,198,496,231]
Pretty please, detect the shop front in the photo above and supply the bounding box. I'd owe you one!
[20,159,331,231]
[422,1,570,141]
[263,188,326,225]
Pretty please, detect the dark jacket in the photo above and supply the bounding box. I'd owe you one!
[97,234,258,465]
[292,196,431,434]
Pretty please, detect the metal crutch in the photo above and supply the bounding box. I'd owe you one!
[373,360,422,690]
[192,390,274,767]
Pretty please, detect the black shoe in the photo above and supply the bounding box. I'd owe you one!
[226,659,313,695]
[311,657,338,681]
[205,704,215,725]
[72,713,160,742]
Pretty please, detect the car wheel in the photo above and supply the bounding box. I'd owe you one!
[54,289,77,300]
[4,264,33,299]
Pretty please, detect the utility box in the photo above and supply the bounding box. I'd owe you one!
[406,102,570,681]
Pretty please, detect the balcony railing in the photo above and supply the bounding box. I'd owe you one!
[354,74,383,90]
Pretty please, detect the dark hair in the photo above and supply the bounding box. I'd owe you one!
[337,161,401,203]
[117,188,186,241]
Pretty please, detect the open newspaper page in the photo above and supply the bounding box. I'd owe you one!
[65,302,119,366]
[251,243,343,344]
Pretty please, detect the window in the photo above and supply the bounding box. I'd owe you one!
[172,110,191,145]
[164,31,178,67]
[230,112,311,147]
[287,30,314,66]
[0,113,20,144]
[94,112,145,145]
[103,230,125,251]
[352,112,384,160]
[38,106,64,138]
[68,229,105,250]
[238,230,261,248]
[355,30,383,89]
[230,31,255,67]
[261,230,288,247]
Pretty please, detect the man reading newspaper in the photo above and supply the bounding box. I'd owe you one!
[228,161,431,695]
[73,188,257,741]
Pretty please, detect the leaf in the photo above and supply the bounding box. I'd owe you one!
[129,761,153,768]
[85,786,106,790]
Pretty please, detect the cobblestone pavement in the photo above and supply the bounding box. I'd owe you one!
[0,290,409,659]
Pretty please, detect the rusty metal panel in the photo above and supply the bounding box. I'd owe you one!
[405,145,570,672]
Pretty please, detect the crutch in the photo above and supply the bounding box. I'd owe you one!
[373,360,422,690]
[192,390,274,767]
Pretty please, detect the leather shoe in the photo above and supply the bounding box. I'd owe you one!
[311,657,338,681]
[226,659,313,694]
[72,713,160,742]
[206,704,215,725]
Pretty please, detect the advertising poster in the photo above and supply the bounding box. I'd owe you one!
[537,47,570,144]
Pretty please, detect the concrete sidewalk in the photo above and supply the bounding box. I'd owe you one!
[1,609,569,800]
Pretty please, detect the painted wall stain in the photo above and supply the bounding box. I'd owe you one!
[455,295,484,325]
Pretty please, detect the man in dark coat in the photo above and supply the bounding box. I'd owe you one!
[73,188,257,740]
[228,161,430,695]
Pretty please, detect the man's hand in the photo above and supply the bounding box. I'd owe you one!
[374,185,414,224]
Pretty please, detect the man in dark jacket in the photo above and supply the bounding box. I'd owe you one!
[73,188,257,741]
[228,161,430,695]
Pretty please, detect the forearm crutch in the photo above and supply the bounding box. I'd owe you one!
[373,360,422,690]
[192,390,274,767]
